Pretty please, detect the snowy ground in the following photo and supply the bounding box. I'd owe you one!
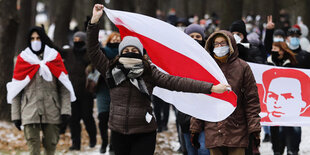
[1,108,310,155]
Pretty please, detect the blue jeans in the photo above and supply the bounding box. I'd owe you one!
[183,131,210,155]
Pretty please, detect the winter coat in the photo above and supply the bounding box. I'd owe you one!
[87,23,214,135]
[292,47,310,69]
[190,30,261,148]
[267,55,293,67]
[62,47,93,99]
[11,69,71,125]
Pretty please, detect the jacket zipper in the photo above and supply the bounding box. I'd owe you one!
[125,84,132,133]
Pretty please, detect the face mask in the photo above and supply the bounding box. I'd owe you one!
[120,52,143,59]
[290,37,300,48]
[195,39,205,47]
[73,41,85,49]
[107,42,120,48]
[271,51,280,59]
[31,41,42,52]
[233,34,242,44]
[273,37,284,42]
[213,46,230,57]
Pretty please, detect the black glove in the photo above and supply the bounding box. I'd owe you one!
[13,120,22,131]
[59,114,70,134]
[190,132,200,149]
[252,131,261,148]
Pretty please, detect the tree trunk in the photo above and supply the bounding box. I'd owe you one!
[0,0,19,121]
[134,0,157,17]
[219,0,243,30]
[15,0,36,55]
[53,0,76,47]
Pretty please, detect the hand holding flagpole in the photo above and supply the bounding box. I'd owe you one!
[91,4,104,24]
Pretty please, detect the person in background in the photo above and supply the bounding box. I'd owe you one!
[9,26,74,155]
[180,23,210,155]
[62,31,97,151]
[87,4,230,155]
[96,32,121,153]
[152,95,170,133]
[230,19,266,64]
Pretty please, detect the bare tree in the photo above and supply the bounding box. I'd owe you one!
[0,0,19,121]
[15,0,37,55]
[219,0,243,30]
[53,0,76,47]
[134,0,157,17]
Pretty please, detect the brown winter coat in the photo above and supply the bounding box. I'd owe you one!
[11,68,71,125]
[87,23,214,135]
[190,30,261,148]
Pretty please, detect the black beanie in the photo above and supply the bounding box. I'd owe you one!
[229,20,248,42]
[273,29,286,38]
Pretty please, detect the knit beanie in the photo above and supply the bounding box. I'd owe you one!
[273,29,286,38]
[73,31,87,42]
[118,36,143,55]
[184,24,206,39]
[229,20,247,38]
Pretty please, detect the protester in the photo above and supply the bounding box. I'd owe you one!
[190,30,261,155]
[230,19,266,63]
[152,95,170,132]
[9,26,74,155]
[264,42,300,155]
[96,32,121,153]
[61,31,97,150]
[179,23,210,155]
[286,27,310,69]
[87,4,230,155]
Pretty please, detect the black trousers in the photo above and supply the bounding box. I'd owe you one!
[98,112,112,149]
[152,95,170,130]
[112,130,156,155]
[69,97,97,146]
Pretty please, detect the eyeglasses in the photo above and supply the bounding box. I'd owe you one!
[213,41,227,47]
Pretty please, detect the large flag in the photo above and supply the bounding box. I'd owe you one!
[248,62,310,126]
[104,8,237,122]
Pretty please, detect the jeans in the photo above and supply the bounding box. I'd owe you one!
[184,131,210,155]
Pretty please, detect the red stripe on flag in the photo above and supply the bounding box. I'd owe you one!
[116,25,237,107]
[46,53,68,78]
[13,55,40,80]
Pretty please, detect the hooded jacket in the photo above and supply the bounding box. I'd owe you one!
[190,30,261,148]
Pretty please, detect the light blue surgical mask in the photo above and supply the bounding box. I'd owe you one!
[290,37,300,48]
[213,46,230,57]
[273,37,284,42]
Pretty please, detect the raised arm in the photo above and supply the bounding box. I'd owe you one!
[264,15,275,54]
[87,4,109,76]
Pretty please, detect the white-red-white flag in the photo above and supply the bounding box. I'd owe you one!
[104,8,237,122]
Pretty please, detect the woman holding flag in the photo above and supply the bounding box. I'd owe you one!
[87,4,230,155]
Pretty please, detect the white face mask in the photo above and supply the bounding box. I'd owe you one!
[273,37,284,42]
[213,46,230,57]
[233,34,242,44]
[31,40,42,52]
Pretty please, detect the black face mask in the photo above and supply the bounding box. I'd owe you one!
[107,42,120,48]
[271,51,280,59]
[195,39,205,47]
[73,41,86,53]
[120,52,143,59]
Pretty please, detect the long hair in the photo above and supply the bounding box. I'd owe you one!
[103,32,121,45]
[272,42,297,66]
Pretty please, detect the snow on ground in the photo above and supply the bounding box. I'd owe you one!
[1,108,310,154]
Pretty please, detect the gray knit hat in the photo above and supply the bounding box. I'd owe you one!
[73,31,86,42]
[184,24,206,39]
[118,36,143,55]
